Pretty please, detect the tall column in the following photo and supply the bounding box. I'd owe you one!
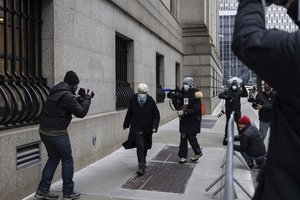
[178,0,222,114]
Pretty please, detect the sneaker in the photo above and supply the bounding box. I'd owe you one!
[35,190,58,200]
[137,168,145,176]
[179,157,187,164]
[63,191,81,200]
[190,152,203,161]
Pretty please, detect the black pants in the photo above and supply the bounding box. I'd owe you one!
[135,131,148,169]
[178,133,201,158]
[224,112,241,138]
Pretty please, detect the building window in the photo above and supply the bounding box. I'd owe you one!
[0,0,49,130]
[115,34,134,110]
[175,62,180,87]
[156,53,165,103]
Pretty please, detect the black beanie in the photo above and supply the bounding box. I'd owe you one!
[64,71,79,86]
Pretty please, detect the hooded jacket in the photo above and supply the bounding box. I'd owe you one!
[39,82,91,133]
[232,0,300,199]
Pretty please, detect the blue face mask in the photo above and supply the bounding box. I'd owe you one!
[138,93,147,102]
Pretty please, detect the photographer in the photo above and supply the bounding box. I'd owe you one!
[218,80,248,145]
[232,0,300,199]
[170,77,203,164]
[35,71,92,200]
[249,82,276,140]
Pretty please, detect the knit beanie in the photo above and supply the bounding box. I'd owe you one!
[183,77,195,86]
[238,115,251,125]
[64,71,79,86]
[137,83,149,94]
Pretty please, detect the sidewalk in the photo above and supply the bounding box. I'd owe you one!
[24,99,259,200]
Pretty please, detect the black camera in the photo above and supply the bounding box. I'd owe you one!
[166,87,183,111]
[265,0,288,6]
[78,88,94,98]
[217,110,225,118]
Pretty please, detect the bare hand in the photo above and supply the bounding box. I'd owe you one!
[152,129,157,133]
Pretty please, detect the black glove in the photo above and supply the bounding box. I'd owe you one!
[240,82,245,87]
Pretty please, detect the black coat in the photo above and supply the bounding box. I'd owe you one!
[234,124,266,158]
[218,86,248,115]
[122,94,160,150]
[232,0,300,199]
[177,88,203,134]
[253,90,277,122]
[40,82,91,131]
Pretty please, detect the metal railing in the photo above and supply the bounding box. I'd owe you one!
[116,81,135,110]
[205,111,252,199]
[0,0,50,130]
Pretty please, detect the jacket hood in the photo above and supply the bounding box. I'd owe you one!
[48,82,74,102]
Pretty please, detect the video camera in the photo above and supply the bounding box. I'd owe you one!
[165,87,183,111]
[78,88,95,98]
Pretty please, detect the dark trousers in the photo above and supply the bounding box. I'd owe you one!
[178,133,201,158]
[135,131,148,169]
[37,134,74,196]
[224,112,241,138]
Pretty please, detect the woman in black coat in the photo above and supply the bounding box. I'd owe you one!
[122,83,160,176]
[176,77,203,164]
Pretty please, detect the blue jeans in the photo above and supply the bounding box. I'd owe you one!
[37,133,74,195]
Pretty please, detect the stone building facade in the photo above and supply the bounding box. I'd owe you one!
[0,0,221,199]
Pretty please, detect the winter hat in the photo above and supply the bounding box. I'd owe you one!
[137,83,149,94]
[64,71,79,86]
[238,115,251,125]
[183,77,195,86]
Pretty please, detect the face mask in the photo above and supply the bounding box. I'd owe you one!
[138,93,147,102]
[231,85,237,90]
[183,84,190,91]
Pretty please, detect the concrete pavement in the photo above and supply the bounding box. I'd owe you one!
[24,99,262,200]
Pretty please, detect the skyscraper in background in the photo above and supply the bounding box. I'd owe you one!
[219,0,297,86]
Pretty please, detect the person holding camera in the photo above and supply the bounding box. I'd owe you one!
[218,80,248,145]
[249,82,276,140]
[35,71,92,200]
[234,115,267,169]
[173,77,203,164]
[232,0,300,199]
[122,83,160,176]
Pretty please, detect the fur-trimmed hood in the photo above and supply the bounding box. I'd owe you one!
[195,91,203,99]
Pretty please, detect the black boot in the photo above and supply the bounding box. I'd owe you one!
[137,163,145,176]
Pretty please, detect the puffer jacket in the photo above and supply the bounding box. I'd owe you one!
[40,82,91,131]
[234,124,266,158]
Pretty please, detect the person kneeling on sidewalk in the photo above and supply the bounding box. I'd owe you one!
[234,115,266,169]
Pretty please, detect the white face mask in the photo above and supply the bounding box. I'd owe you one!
[183,84,190,91]
[232,85,237,90]
[138,93,147,102]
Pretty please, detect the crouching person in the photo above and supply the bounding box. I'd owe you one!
[122,83,160,176]
[234,115,266,169]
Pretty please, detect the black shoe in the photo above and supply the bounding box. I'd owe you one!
[35,190,58,200]
[63,191,81,200]
[137,168,145,176]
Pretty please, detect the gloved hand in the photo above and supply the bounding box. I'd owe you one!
[240,82,245,87]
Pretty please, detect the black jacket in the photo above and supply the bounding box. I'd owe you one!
[177,88,203,134]
[232,0,300,199]
[40,82,91,131]
[253,90,277,122]
[122,94,160,150]
[234,124,266,158]
[218,86,248,115]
